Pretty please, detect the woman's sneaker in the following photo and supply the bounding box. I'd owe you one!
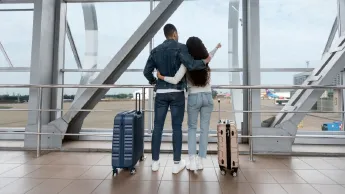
[188,155,197,171]
[197,156,204,170]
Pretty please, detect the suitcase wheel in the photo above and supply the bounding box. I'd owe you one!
[220,167,226,176]
[231,168,238,177]
[140,155,146,161]
[130,168,136,175]
[220,169,226,176]
[112,168,118,176]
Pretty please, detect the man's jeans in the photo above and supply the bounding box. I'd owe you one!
[151,92,185,162]
[187,92,213,158]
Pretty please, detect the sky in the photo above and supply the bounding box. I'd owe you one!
[0,0,338,95]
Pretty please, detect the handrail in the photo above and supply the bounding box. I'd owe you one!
[0,84,342,89]
[0,108,344,114]
[0,83,344,160]
[61,67,314,73]
[1,131,345,139]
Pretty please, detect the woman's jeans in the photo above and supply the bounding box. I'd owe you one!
[187,92,214,158]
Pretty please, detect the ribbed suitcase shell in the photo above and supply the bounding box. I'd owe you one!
[217,120,239,176]
[112,110,144,174]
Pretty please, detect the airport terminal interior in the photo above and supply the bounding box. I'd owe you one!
[1,0,345,193]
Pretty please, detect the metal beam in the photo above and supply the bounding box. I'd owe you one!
[60,68,315,73]
[272,35,345,145]
[0,41,14,67]
[0,0,33,3]
[0,9,33,11]
[49,0,185,138]
[0,0,191,3]
[65,0,184,2]
[66,22,83,69]
[0,67,30,72]
[323,17,338,56]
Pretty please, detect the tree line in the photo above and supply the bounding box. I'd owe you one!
[0,93,134,103]
[0,90,218,103]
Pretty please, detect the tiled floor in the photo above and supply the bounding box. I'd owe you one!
[1,151,345,194]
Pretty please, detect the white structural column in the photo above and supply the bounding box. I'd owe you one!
[25,0,66,149]
[228,0,243,132]
[247,0,261,129]
[49,0,185,138]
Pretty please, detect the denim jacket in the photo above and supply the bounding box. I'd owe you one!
[143,39,206,91]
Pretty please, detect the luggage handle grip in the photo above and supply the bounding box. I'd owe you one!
[135,93,141,112]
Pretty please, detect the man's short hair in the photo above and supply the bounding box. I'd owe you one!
[163,24,177,38]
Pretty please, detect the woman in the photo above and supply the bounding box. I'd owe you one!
[157,37,221,171]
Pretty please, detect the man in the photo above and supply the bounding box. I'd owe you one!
[143,24,211,174]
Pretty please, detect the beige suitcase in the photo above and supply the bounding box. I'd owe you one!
[217,100,239,176]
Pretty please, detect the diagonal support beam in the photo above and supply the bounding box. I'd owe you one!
[0,41,14,67]
[49,0,185,138]
[272,35,345,136]
[66,22,83,70]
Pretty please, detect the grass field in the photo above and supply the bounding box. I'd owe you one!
[0,99,340,131]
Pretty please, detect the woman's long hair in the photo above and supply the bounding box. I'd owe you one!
[186,37,210,87]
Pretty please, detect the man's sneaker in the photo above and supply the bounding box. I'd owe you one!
[197,156,204,170]
[172,159,186,174]
[189,155,197,171]
[152,160,160,172]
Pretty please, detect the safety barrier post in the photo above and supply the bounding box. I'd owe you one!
[36,87,43,158]
[248,88,255,161]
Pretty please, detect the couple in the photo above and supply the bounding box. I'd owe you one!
[143,24,221,174]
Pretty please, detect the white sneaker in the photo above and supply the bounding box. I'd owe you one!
[152,160,160,172]
[189,155,197,171]
[172,159,186,174]
[197,156,204,170]
[186,157,190,170]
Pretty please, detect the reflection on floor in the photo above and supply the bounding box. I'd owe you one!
[1,151,345,194]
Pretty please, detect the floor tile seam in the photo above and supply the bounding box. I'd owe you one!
[268,168,309,184]
[320,157,343,169]
[22,177,46,194]
[263,168,279,184]
[247,182,258,194]
[315,169,344,185]
[156,165,166,194]
[294,169,341,185]
[93,154,108,166]
[294,158,314,169]
[1,154,26,163]
[74,165,100,179]
[0,163,24,176]
[319,159,340,170]
[89,179,108,194]
[308,183,324,194]
[0,177,19,190]
[302,158,337,170]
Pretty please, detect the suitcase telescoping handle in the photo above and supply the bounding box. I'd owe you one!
[135,93,141,112]
[218,99,221,122]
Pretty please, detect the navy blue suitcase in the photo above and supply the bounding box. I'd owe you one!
[112,93,145,175]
